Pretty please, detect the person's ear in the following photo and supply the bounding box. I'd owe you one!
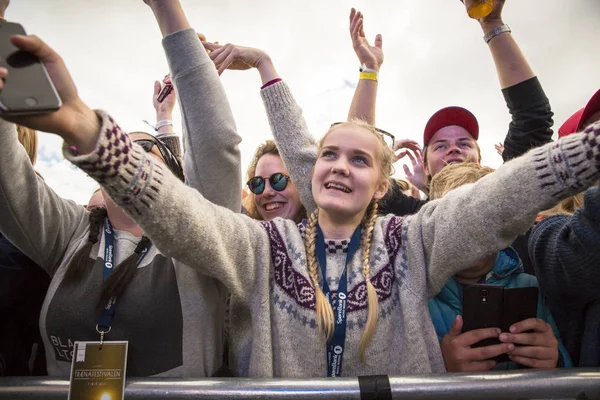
[372,179,389,201]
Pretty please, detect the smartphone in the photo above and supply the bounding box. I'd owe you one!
[157,84,173,103]
[0,21,61,115]
[462,284,538,364]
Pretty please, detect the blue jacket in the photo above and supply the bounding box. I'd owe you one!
[428,247,572,369]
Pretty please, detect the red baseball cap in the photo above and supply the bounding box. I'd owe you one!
[559,89,600,138]
[424,106,479,146]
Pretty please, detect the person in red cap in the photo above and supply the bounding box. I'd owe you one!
[558,89,600,137]
[421,106,482,180]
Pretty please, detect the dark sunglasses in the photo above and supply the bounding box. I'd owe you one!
[247,173,290,195]
[134,138,185,182]
[330,122,395,148]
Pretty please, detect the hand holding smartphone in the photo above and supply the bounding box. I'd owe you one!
[462,284,538,363]
[0,20,61,115]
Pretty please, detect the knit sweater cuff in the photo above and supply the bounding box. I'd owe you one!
[260,80,297,112]
[63,111,166,214]
[530,120,600,200]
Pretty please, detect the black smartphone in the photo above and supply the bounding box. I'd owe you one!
[0,21,61,115]
[462,284,538,364]
[157,84,173,103]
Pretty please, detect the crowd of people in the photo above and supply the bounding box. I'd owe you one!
[1,0,599,380]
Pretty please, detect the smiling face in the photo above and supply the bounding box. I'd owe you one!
[312,125,390,222]
[253,153,303,221]
[424,125,481,178]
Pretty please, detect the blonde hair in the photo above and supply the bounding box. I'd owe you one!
[17,124,38,165]
[429,162,494,200]
[245,140,306,222]
[305,119,394,362]
[538,192,585,218]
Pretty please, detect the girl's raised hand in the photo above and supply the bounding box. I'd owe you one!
[349,8,383,71]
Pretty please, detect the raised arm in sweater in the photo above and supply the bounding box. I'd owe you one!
[148,0,242,212]
[0,119,88,274]
[65,112,269,304]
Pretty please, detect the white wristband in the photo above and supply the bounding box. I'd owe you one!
[156,119,173,129]
[359,64,379,75]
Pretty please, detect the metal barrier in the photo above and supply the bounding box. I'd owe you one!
[1,369,599,399]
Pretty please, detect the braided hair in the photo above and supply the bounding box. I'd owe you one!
[304,201,380,362]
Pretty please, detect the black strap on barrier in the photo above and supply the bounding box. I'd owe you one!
[358,374,392,400]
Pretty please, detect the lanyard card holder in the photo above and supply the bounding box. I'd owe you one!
[68,341,128,400]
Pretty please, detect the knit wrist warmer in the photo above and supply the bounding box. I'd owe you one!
[63,111,167,214]
[531,120,600,201]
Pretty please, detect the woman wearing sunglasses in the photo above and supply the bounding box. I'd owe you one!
[244,140,305,222]
[0,2,241,378]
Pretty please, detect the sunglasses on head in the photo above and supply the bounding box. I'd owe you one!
[247,173,290,195]
[134,138,185,182]
[330,122,395,149]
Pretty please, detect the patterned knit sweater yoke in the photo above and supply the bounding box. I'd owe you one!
[321,237,353,293]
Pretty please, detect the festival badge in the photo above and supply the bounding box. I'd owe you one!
[68,341,128,400]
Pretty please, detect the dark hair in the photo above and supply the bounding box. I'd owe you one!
[64,207,151,311]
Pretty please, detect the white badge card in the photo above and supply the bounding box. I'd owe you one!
[68,341,128,400]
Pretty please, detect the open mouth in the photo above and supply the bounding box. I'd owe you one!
[444,159,464,166]
[263,202,285,211]
[325,182,352,193]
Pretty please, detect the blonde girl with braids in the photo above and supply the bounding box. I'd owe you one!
[303,120,394,359]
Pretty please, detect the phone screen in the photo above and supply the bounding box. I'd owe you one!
[0,21,61,114]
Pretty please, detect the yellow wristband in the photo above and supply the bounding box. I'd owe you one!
[359,71,378,82]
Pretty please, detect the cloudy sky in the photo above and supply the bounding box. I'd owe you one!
[8,0,600,204]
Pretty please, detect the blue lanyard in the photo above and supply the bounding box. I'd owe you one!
[97,218,152,331]
[316,225,361,378]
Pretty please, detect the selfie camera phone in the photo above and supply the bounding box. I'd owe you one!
[157,84,173,103]
[462,284,538,364]
[0,20,61,115]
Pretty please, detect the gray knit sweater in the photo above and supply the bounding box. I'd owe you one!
[65,90,600,378]
[0,28,240,377]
